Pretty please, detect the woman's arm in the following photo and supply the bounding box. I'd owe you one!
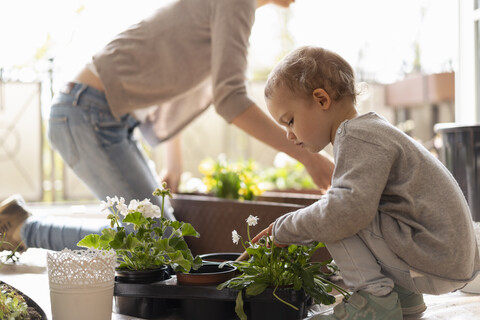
[232,104,334,192]
[159,134,183,193]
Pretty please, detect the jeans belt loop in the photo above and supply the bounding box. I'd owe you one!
[73,83,88,106]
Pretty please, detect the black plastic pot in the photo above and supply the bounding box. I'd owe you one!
[245,287,310,320]
[181,298,236,320]
[114,266,171,319]
[177,264,238,320]
[435,123,480,221]
[200,252,242,263]
[115,265,171,284]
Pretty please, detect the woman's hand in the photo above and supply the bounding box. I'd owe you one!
[160,134,182,193]
[159,168,181,193]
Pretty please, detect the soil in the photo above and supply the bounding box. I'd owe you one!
[0,282,45,320]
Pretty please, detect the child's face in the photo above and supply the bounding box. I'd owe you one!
[267,87,333,153]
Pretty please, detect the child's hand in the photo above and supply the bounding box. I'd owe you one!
[251,223,287,248]
[236,222,288,261]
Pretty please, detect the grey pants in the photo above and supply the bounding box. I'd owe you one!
[325,214,468,296]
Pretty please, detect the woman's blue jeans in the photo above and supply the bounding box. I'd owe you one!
[21,83,174,251]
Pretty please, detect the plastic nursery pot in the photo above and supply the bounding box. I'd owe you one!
[245,287,311,320]
[115,266,171,284]
[176,264,238,320]
[114,266,171,319]
[199,252,242,263]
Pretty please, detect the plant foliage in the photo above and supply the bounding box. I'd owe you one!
[77,183,202,273]
[218,216,349,320]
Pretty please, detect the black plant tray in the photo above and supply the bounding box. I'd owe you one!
[114,276,310,320]
[114,276,238,301]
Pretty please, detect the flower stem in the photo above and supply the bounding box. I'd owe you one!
[272,285,299,310]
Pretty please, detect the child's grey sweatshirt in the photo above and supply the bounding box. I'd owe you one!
[273,112,480,282]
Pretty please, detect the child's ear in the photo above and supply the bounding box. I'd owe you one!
[312,88,331,110]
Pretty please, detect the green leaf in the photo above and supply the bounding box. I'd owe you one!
[168,251,192,273]
[124,233,141,251]
[245,282,268,296]
[154,238,171,252]
[235,291,247,320]
[77,234,101,248]
[109,229,127,249]
[99,228,116,246]
[122,211,149,227]
[180,222,200,237]
[169,220,182,230]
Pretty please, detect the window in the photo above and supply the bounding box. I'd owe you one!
[457,0,480,122]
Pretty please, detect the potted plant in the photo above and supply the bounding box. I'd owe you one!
[77,182,203,319]
[198,155,265,201]
[0,237,47,320]
[218,215,349,320]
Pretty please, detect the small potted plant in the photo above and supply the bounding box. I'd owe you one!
[218,215,349,320]
[77,182,203,318]
[0,237,47,319]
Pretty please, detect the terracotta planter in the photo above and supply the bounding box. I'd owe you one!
[255,190,322,206]
[171,193,333,266]
[170,193,305,255]
[176,264,237,286]
[114,266,171,319]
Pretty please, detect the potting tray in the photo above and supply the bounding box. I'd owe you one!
[114,276,239,300]
[114,276,311,320]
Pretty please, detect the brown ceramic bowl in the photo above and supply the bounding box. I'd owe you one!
[176,264,236,286]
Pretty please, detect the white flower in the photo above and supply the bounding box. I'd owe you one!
[128,199,140,211]
[232,230,241,244]
[116,198,129,216]
[100,196,116,211]
[139,198,152,207]
[142,203,162,218]
[246,215,259,226]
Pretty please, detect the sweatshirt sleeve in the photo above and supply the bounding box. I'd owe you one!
[273,135,393,244]
[210,0,256,122]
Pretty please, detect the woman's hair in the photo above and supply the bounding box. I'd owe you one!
[265,46,358,104]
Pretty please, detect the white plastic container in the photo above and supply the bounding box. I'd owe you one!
[47,249,116,320]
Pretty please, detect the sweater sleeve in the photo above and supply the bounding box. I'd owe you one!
[210,0,256,123]
[273,135,393,244]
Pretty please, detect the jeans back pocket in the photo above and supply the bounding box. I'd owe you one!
[48,116,80,167]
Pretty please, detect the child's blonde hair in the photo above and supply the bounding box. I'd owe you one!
[265,46,357,104]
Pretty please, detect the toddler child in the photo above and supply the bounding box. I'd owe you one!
[256,46,480,319]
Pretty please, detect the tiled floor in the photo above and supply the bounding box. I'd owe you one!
[1,204,479,319]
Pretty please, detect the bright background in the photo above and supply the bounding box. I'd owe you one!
[0,0,456,85]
